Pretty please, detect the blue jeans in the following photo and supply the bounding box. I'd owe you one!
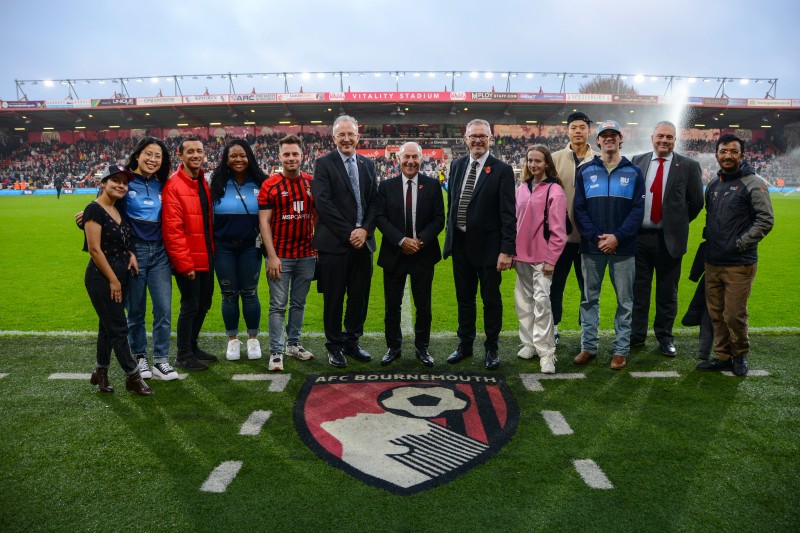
[580,254,635,356]
[126,240,172,364]
[213,241,263,336]
[268,256,315,353]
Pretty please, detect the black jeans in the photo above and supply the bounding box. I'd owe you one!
[84,260,137,374]
[550,242,584,326]
[174,270,214,358]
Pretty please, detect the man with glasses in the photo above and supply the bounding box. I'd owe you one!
[312,115,379,368]
[443,119,516,370]
[696,133,773,377]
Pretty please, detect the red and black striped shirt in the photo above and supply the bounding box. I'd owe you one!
[258,172,315,258]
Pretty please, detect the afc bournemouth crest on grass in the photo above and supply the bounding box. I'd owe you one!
[293,372,519,495]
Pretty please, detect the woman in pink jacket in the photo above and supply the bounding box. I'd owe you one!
[514,145,568,373]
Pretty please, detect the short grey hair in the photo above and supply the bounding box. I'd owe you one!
[465,119,492,136]
[333,115,358,134]
[398,142,422,157]
[654,120,677,133]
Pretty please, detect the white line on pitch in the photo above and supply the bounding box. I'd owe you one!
[49,373,92,380]
[231,374,291,391]
[401,278,413,336]
[0,373,8,379]
[239,410,272,436]
[722,369,769,377]
[629,371,681,378]
[573,459,614,489]
[541,410,573,435]
[200,461,243,493]
[520,372,586,392]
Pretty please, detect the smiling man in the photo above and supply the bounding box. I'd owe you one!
[572,120,645,370]
[312,115,378,368]
[696,133,773,377]
[376,142,444,367]
[442,119,516,370]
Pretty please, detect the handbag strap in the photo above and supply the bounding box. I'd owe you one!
[231,179,260,236]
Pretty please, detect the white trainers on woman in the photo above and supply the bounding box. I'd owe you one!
[247,338,262,360]
[226,339,241,361]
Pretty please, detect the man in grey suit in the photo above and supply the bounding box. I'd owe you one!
[630,121,704,356]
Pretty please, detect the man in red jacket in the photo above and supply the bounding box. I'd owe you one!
[162,137,218,370]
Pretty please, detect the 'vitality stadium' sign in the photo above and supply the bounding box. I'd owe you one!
[294,372,519,495]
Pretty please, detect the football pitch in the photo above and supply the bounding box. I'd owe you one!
[1,195,799,532]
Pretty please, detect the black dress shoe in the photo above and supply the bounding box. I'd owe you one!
[732,356,749,376]
[194,349,219,362]
[327,349,348,368]
[658,341,677,357]
[343,345,372,362]
[415,349,435,367]
[175,356,208,371]
[695,357,733,371]
[447,346,473,364]
[485,350,500,370]
[381,348,402,366]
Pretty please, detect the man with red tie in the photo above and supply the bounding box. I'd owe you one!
[630,121,704,357]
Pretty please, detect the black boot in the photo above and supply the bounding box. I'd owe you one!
[125,371,154,396]
[90,367,114,393]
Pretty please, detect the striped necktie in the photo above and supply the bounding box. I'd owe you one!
[345,157,363,225]
[457,161,480,229]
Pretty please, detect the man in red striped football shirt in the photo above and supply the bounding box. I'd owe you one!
[258,135,317,371]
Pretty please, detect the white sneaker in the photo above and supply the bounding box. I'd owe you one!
[247,339,262,360]
[517,345,536,359]
[152,362,178,381]
[540,354,557,374]
[226,339,241,361]
[137,357,153,379]
[268,352,284,372]
[286,343,314,360]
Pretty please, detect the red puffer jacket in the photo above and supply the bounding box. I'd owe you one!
[162,164,214,275]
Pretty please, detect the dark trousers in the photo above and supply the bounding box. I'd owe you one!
[632,230,682,343]
[317,247,373,352]
[550,241,583,326]
[383,256,435,351]
[84,260,137,374]
[174,270,214,357]
[452,231,502,351]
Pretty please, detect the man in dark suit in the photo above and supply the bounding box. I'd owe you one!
[311,115,378,368]
[376,142,445,367]
[630,121,704,356]
[442,119,516,369]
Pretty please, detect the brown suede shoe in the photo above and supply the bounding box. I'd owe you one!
[573,351,596,365]
[610,355,627,370]
[125,371,154,396]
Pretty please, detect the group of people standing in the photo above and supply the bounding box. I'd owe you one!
[79,111,774,396]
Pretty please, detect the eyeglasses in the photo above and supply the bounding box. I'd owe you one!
[718,149,741,156]
[335,132,358,140]
[467,135,489,141]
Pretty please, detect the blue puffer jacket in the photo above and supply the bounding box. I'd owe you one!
[573,155,645,255]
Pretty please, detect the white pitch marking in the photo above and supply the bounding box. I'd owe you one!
[520,372,586,392]
[200,461,243,493]
[541,410,573,435]
[722,369,769,377]
[231,374,291,391]
[573,459,614,489]
[49,373,92,380]
[239,410,272,436]
[0,373,7,379]
[401,278,413,335]
[629,371,681,378]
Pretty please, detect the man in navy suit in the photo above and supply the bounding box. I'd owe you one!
[376,142,445,367]
[442,119,516,369]
[312,115,378,368]
[630,121,704,356]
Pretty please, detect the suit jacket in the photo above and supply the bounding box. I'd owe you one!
[376,173,445,270]
[311,150,378,254]
[442,154,516,264]
[631,151,704,258]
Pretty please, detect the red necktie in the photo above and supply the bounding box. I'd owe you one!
[650,157,665,224]
[405,179,414,238]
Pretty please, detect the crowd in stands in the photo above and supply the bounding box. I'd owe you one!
[1,129,796,190]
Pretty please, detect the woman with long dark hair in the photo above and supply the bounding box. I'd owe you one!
[209,139,267,361]
[83,165,153,396]
[513,145,568,374]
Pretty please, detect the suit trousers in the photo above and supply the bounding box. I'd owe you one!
[631,229,682,344]
[383,255,434,351]
[451,231,503,351]
[550,242,583,326]
[317,247,373,352]
[84,260,138,374]
[175,270,214,357]
[705,262,756,359]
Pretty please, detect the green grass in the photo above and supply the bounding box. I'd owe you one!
[0,334,798,532]
[0,194,798,334]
